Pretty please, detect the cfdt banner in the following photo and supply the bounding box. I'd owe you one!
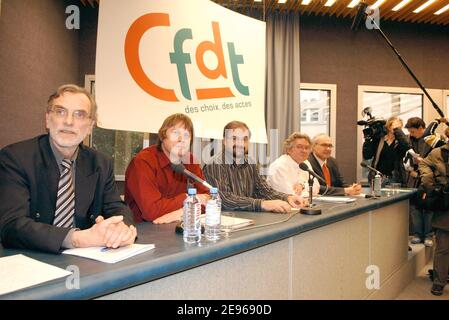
[96,0,267,142]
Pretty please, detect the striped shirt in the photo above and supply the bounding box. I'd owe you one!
[203,151,290,211]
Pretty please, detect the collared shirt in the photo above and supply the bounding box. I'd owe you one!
[203,151,290,211]
[49,138,78,185]
[125,145,209,222]
[313,152,326,168]
[267,154,320,197]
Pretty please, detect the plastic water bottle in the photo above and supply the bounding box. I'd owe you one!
[205,187,221,241]
[373,173,382,197]
[183,188,201,243]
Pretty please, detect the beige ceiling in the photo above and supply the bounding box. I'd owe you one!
[81,0,449,25]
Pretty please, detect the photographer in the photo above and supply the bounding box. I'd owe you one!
[405,117,447,247]
[404,117,447,187]
[419,142,449,296]
[363,116,409,186]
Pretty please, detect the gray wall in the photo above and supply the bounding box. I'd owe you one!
[300,15,449,182]
[0,0,80,149]
[78,4,97,84]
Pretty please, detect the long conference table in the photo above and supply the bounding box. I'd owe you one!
[0,189,414,299]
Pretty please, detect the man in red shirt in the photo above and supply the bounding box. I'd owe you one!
[125,114,209,224]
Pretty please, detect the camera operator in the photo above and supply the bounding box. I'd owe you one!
[362,116,409,186]
[404,117,448,247]
[419,141,449,296]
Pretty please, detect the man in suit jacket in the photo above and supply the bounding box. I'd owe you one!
[0,84,136,253]
[308,134,361,196]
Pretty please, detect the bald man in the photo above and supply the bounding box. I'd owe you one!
[308,134,361,196]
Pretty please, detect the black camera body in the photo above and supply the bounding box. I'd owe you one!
[357,107,387,140]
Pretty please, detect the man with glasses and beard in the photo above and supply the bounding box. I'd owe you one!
[203,121,306,213]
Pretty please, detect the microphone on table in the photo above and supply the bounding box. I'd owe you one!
[171,163,213,190]
[298,163,322,215]
[360,161,383,197]
[360,161,383,176]
[299,163,327,185]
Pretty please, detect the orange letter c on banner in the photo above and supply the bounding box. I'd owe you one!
[125,13,178,102]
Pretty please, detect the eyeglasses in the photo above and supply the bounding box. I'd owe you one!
[169,129,191,141]
[49,106,90,121]
[317,143,334,149]
[296,145,311,151]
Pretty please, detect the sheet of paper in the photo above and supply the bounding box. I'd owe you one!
[352,193,367,198]
[220,215,254,229]
[0,254,72,296]
[200,214,254,230]
[62,243,155,264]
[313,196,357,203]
[381,188,413,193]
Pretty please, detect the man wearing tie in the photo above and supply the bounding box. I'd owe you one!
[0,84,136,253]
[308,134,361,196]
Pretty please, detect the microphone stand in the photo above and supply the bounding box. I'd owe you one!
[364,11,444,117]
[186,178,194,192]
[300,172,322,215]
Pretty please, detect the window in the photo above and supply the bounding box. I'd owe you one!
[301,110,307,122]
[361,92,422,131]
[310,108,319,122]
[299,83,337,155]
[300,89,330,136]
[324,109,329,122]
[91,128,145,178]
[85,75,149,180]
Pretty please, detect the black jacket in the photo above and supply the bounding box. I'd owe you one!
[308,154,347,196]
[362,128,409,184]
[0,134,134,253]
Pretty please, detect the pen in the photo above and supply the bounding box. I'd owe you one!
[100,247,110,252]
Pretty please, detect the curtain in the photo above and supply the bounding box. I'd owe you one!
[265,11,301,156]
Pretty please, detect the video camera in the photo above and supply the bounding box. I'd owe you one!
[357,107,387,140]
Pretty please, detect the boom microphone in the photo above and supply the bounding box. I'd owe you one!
[171,163,213,190]
[351,1,368,31]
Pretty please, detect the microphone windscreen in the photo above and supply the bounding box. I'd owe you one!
[351,2,368,31]
[299,163,309,171]
[170,163,185,173]
[360,161,368,168]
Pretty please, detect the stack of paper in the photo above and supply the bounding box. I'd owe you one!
[0,254,72,296]
[221,214,254,230]
[62,243,155,264]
